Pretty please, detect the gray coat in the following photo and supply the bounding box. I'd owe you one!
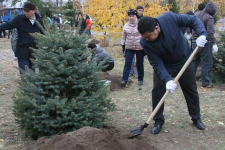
[192,1,218,44]
[90,46,114,65]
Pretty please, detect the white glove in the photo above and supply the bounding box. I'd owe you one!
[14,56,18,61]
[196,35,207,47]
[187,34,192,40]
[213,44,218,53]
[166,80,177,93]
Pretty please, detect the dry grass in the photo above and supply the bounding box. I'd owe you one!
[0,37,225,150]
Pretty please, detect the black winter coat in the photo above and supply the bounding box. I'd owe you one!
[0,13,43,59]
[75,18,86,35]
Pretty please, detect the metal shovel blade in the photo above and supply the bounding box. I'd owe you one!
[128,123,149,139]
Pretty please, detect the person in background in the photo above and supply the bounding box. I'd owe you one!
[11,28,18,61]
[7,18,12,39]
[53,16,60,28]
[88,43,114,72]
[121,9,145,86]
[180,11,194,35]
[180,11,195,51]
[0,22,6,38]
[129,5,145,77]
[197,3,206,12]
[75,12,86,35]
[47,17,52,25]
[138,12,207,134]
[0,2,44,73]
[86,14,91,37]
[136,5,144,20]
[192,1,218,89]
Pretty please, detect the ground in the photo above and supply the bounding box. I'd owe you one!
[0,36,225,150]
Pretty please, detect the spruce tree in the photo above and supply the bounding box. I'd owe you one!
[211,32,225,84]
[12,20,114,139]
[168,0,180,13]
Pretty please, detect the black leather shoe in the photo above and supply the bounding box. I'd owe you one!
[193,119,205,130]
[151,123,163,134]
[121,81,127,86]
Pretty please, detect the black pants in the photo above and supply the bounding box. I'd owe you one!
[18,58,35,74]
[102,62,114,72]
[192,42,213,86]
[0,30,6,38]
[152,62,201,125]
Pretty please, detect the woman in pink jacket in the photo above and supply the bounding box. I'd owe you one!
[121,9,145,86]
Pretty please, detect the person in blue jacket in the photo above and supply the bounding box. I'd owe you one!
[88,43,114,72]
[138,12,207,134]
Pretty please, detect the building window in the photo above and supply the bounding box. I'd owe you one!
[11,9,19,17]
[0,9,7,16]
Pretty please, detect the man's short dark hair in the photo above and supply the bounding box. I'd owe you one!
[78,12,83,16]
[23,2,36,11]
[88,43,96,49]
[198,3,206,11]
[136,6,144,10]
[186,11,194,15]
[138,17,157,34]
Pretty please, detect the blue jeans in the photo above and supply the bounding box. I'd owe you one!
[129,56,135,75]
[87,29,91,37]
[192,42,213,86]
[122,49,144,82]
[18,58,35,74]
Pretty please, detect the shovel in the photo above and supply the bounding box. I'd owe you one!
[128,46,200,138]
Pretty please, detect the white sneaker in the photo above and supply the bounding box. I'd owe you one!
[14,56,18,61]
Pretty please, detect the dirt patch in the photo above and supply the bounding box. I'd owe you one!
[100,72,133,91]
[21,127,156,150]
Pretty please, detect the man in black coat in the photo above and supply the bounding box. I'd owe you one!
[138,12,207,134]
[0,2,43,73]
[75,12,86,35]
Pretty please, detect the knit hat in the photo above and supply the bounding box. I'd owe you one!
[128,9,138,16]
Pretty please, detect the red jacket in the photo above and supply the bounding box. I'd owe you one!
[86,19,91,30]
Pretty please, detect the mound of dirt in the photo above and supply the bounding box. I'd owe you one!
[100,72,133,91]
[22,127,156,150]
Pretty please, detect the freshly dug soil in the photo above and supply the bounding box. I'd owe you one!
[100,72,133,91]
[22,127,156,150]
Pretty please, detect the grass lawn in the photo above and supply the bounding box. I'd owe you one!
[0,37,225,150]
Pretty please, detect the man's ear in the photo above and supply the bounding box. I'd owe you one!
[155,25,159,31]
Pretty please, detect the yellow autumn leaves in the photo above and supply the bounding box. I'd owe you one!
[84,0,225,39]
[84,0,170,39]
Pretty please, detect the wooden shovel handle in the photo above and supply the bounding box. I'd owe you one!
[146,46,200,124]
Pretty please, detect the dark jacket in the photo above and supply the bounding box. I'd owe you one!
[140,12,207,83]
[0,13,43,59]
[75,18,86,35]
[90,46,114,64]
[137,15,143,20]
[192,1,217,44]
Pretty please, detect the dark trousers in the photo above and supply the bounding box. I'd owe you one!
[102,62,114,72]
[122,49,144,82]
[0,30,6,38]
[8,30,12,38]
[192,42,213,86]
[18,58,35,74]
[152,62,201,124]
